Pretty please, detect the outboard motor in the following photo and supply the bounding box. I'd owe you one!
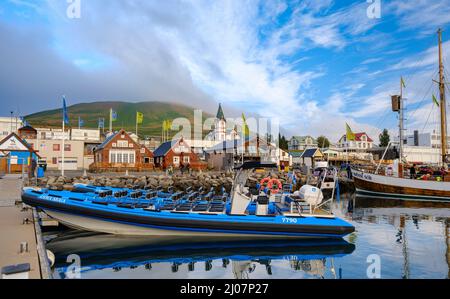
[298,185,323,206]
[256,195,269,216]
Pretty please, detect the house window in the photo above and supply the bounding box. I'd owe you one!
[123,153,129,163]
[52,157,57,164]
[117,140,128,148]
[144,157,153,164]
[117,153,122,163]
[173,156,180,165]
[183,156,190,163]
[53,144,60,151]
[64,144,71,151]
[129,153,135,164]
[110,152,116,163]
[112,143,117,148]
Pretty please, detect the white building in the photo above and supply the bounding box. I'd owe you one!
[0,116,23,140]
[204,103,239,143]
[36,128,70,140]
[337,132,374,151]
[70,128,101,142]
[399,130,450,149]
[288,136,317,151]
[36,127,101,142]
[27,139,86,170]
[403,146,441,164]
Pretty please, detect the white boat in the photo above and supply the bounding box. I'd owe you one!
[352,29,450,202]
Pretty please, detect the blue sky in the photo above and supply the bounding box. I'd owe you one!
[1,0,450,141]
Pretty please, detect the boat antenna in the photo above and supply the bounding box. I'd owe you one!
[438,28,448,166]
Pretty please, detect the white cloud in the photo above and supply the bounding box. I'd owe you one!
[5,0,444,143]
[387,0,450,35]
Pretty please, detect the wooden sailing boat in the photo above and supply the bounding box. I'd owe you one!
[352,29,450,201]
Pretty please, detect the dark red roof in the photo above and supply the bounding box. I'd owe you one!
[354,132,373,142]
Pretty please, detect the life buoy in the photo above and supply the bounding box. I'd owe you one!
[267,179,282,194]
[260,177,271,190]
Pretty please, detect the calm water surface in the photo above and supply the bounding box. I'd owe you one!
[45,194,450,279]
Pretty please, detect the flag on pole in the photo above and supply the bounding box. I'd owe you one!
[98,118,105,128]
[164,119,172,130]
[242,113,250,139]
[21,117,29,127]
[432,94,439,107]
[78,116,84,128]
[136,112,144,124]
[111,110,118,121]
[401,77,406,88]
[63,96,69,125]
[346,123,356,141]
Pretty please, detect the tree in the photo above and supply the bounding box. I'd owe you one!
[278,133,289,150]
[317,136,330,148]
[379,129,390,147]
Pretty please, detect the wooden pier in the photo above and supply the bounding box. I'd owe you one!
[0,174,50,279]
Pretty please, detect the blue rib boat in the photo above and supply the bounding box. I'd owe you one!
[21,162,354,238]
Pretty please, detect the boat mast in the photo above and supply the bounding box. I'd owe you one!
[399,79,405,164]
[438,28,448,166]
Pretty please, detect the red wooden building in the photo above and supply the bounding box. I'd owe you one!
[91,129,154,172]
[153,138,206,170]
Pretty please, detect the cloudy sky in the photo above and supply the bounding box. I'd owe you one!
[1,0,450,141]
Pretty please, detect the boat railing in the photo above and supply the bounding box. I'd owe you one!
[313,168,338,215]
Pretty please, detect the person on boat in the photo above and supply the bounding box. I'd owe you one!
[346,163,352,179]
[409,164,416,179]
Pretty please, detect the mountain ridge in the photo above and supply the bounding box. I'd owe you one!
[24,101,214,137]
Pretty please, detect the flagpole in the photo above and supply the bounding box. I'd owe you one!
[136,112,138,138]
[62,108,65,177]
[62,118,65,176]
[109,108,112,134]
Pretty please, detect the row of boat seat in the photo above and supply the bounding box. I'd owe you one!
[81,192,228,213]
[174,199,226,213]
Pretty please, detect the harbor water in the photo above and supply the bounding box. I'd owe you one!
[44,194,450,279]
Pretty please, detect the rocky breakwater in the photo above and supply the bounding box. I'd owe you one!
[39,172,236,193]
[37,170,352,194]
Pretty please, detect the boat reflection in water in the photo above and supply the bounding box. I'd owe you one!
[348,195,449,279]
[46,233,355,279]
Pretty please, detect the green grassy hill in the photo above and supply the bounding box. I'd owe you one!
[25,101,213,137]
